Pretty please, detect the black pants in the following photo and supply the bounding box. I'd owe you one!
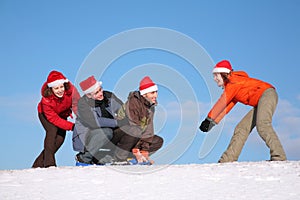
[111,128,163,161]
[32,113,66,168]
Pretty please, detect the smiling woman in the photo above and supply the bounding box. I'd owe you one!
[32,71,80,168]
[199,60,287,163]
[50,84,66,98]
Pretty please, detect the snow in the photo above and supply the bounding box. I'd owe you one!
[1,161,299,200]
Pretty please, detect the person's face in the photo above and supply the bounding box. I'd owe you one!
[143,91,158,104]
[213,73,224,87]
[51,83,65,98]
[87,86,103,100]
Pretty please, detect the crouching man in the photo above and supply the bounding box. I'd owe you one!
[112,76,164,164]
[72,76,123,164]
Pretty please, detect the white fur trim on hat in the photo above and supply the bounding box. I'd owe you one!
[140,85,158,95]
[47,79,69,88]
[83,81,102,94]
[213,67,231,73]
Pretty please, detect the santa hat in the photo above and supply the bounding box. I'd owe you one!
[47,70,69,88]
[79,76,102,94]
[139,76,158,95]
[212,60,233,73]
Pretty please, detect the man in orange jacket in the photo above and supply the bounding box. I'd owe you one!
[199,60,286,162]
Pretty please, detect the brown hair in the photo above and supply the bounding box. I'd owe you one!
[43,82,71,97]
[220,72,231,84]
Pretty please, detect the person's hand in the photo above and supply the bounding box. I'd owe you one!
[132,148,148,163]
[199,118,215,132]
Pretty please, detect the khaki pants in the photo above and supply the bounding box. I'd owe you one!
[219,88,286,163]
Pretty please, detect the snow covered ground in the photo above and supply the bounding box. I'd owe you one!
[1,161,299,200]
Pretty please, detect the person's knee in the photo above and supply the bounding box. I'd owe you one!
[149,135,163,153]
[256,120,272,133]
[91,128,113,140]
[154,136,164,149]
[102,128,113,140]
[234,121,252,135]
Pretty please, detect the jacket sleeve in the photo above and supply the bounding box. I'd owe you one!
[120,124,144,138]
[71,84,81,116]
[78,97,118,129]
[212,101,237,124]
[127,96,150,129]
[95,112,117,128]
[41,98,74,130]
[207,86,238,124]
[77,97,99,129]
[120,97,145,137]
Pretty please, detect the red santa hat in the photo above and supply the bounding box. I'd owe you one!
[212,60,233,73]
[79,76,102,94]
[47,70,69,88]
[139,76,158,95]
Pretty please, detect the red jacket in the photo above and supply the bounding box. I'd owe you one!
[208,71,274,124]
[38,82,80,130]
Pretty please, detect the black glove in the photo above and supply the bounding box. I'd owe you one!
[199,118,215,132]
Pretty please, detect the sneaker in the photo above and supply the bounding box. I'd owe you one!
[270,156,287,161]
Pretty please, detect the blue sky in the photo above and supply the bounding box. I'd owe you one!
[0,0,299,170]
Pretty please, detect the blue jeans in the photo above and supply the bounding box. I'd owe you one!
[79,128,113,163]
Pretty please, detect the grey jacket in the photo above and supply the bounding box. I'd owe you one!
[72,91,123,152]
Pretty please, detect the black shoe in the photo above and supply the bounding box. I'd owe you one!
[75,153,91,164]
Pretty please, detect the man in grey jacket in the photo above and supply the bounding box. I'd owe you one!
[72,76,123,164]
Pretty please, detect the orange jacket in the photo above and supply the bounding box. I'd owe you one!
[207,71,274,124]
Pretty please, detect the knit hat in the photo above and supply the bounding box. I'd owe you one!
[79,76,102,94]
[139,76,158,95]
[47,70,69,88]
[212,60,232,73]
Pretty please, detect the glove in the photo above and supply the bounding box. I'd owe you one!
[132,148,148,163]
[199,118,215,132]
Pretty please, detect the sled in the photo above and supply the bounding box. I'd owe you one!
[75,158,152,166]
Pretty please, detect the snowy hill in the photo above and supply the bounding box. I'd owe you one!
[1,161,299,200]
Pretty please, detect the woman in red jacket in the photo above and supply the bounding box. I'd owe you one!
[199,60,286,163]
[32,70,80,168]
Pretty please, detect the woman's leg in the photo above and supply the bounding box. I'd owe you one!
[39,113,67,167]
[219,108,256,163]
[32,150,44,168]
[256,88,286,161]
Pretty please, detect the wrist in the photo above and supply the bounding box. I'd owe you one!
[206,117,216,125]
